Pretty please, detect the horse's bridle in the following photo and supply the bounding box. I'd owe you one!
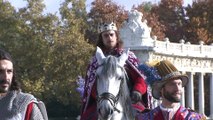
[97,92,121,113]
[97,66,127,113]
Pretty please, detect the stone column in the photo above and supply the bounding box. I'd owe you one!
[210,73,213,118]
[198,72,205,114]
[181,88,185,107]
[187,72,194,109]
[179,71,186,106]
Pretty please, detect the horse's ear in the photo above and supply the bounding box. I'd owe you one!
[96,47,105,65]
[119,48,129,66]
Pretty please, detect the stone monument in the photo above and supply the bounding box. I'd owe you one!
[119,10,153,47]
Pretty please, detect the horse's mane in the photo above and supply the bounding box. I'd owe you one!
[101,55,135,119]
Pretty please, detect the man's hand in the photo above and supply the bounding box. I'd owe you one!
[131,91,142,103]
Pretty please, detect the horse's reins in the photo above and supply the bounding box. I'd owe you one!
[97,92,121,113]
[97,65,128,113]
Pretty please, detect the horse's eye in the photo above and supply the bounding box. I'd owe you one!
[118,77,123,80]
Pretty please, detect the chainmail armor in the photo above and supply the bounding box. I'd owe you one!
[0,90,47,120]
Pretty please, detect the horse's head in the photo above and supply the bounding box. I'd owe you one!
[95,47,130,120]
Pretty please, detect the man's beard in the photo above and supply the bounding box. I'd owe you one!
[0,79,10,93]
[162,88,181,103]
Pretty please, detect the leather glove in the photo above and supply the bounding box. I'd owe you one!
[131,91,142,103]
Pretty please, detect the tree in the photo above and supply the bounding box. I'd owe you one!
[1,0,94,117]
[43,0,94,116]
[2,0,213,118]
[0,1,51,98]
[134,2,166,40]
[185,0,213,44]
[150,0,187,42]
[0,0,20,49]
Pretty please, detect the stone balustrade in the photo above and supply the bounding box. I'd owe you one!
[120,9,213,119]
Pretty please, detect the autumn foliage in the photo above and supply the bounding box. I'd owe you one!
[87,0,213,44]
[1,0,213,118]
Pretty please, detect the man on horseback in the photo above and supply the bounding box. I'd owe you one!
[80,21,148,120]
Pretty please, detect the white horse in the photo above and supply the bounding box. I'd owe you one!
[95,47,135,120]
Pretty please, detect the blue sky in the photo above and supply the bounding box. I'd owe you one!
[8,0,192,14]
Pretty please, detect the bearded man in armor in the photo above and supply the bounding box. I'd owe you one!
[0,49,48,120]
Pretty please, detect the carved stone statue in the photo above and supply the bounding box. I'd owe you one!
[120,10,153,47]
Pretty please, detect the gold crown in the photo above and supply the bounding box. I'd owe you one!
[98,22,117,33]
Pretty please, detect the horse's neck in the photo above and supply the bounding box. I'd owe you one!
[116,80,135,120]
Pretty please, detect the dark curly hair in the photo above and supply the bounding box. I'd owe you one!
[0,49,20,91]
